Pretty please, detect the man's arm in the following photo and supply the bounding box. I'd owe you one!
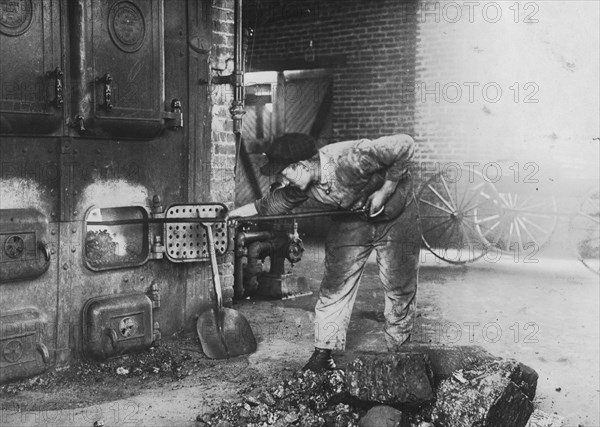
[361,134,415,184]
[359,134,415,215]
[229,202,258,218]
[229,185,309,218]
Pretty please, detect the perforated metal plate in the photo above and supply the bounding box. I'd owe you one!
[164,204,228,263]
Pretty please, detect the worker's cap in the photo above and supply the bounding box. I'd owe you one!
[259,133,318,176]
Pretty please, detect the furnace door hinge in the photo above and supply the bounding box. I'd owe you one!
[153,322,161,346]
[148,282,160,309]
[150,234,165,260]
[149,195,166,260]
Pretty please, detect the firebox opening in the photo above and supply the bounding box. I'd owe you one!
[84,206,149,271]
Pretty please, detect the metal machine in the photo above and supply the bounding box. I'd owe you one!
[0,0,223,383]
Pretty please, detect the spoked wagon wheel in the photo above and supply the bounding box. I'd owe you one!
[476,191,558,254]
[569,188,599,275]
[418,170,498,264]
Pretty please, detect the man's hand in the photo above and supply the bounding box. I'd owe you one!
[365,190,388,217]
[364,180,397,217]
[228,202,259,218]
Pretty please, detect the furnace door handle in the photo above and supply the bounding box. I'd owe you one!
[104,328,119,348]
[38,241,51,263]
[36,343,50,363]
[96,73,113,112]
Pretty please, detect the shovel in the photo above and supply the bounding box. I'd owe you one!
[196,223,257,359]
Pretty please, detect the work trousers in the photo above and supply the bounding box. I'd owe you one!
[314,200,421,351]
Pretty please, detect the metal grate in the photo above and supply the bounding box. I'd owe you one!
[164,204,228,263]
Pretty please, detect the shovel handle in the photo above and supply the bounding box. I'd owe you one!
[205,224,223,309]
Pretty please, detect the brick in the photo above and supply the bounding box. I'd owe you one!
[213,21,234,34]
[219,262,234,276]
[215,143,235,155]
[345,352,434,406]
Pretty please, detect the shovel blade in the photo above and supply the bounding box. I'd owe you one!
[196,307,257,359]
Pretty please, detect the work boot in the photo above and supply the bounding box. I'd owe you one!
[302,348,336,373]
[387,334,412,352]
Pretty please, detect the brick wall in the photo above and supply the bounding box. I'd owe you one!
[211,0,237,303]
[245,0,599,180]
[246,0,418,143]
[211,0,237,206]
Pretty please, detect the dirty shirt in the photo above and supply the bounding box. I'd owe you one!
[254,134,415,218]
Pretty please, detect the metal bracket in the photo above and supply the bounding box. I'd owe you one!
[211,74,234,85]
[150,234,165,260]
[96,73,113,112]
[47,67,64,109]
[152,322,161,346]
[162,99,183,130]
[148,282,161,309]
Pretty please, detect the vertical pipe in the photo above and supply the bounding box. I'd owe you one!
[231,0,245,175]
[69,0,88,127]
[231,0,244,134]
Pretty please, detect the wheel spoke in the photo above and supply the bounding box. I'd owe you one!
[514,212,558,218]
[498,193,511,208]
[427,184,455,212]
[481,220,501,236]
[461,186,492,212]
[458,181,471,208]
[444,219,460,246]
[440,174,457,211]
[460,217,481,240]
[517,216,539,247]
[464,198,496,213]
[460,222,488,261]
[470,181,486,191]
[521,216,550,235]
[420,198,453,214]
[506,222,514,248]
[508,193,515,208]
[477,214,501,224]
[514,219,524,250]
[516,199,555,212]
[422,217,454,236]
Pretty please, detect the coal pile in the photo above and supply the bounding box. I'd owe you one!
[197,370,363,427]
[197,345,549,427]
[197,368,435,426]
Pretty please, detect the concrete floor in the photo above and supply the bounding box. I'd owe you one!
[1,241,598,427]
[273,242,600,426]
